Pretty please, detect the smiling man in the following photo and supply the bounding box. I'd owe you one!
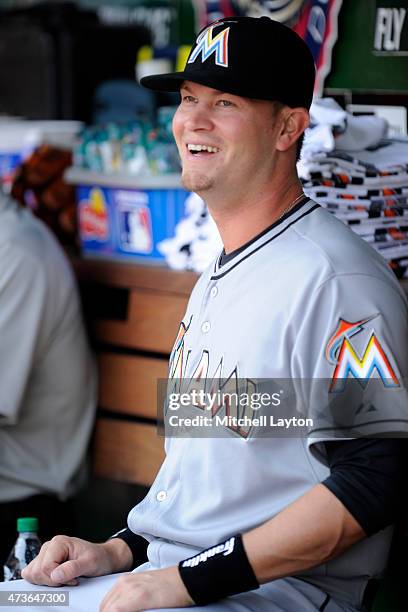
[21,16,408,612]
[172,79,308,253]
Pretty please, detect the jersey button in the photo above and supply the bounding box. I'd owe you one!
[210,286,218,298]
[201,321,211,333]
[156,490,167,502]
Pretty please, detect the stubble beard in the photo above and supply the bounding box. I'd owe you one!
[181,168,214,193]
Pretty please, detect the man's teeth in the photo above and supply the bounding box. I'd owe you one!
[187,144,219,153]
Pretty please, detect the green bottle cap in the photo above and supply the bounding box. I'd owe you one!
[17,517,39,533]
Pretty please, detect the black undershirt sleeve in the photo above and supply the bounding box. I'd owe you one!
[322,438,407,536]
[110,528,149,569]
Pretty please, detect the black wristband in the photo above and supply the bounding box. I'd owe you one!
[178,534,259,605]
[110,528,148,568]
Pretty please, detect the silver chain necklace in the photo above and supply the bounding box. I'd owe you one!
[276,193,305,222]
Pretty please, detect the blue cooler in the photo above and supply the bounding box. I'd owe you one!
[68,169,189,263]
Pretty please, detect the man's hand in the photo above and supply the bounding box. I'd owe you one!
[100,566,194,611]
[21,536,133,586]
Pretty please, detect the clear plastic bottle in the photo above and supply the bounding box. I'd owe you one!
[3,517,42,581]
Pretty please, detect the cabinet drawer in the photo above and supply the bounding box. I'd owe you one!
[98,353,168,419]
[92,418,165,486]
[93,289,187,353]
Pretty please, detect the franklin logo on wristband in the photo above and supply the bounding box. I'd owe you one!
[178,534,259,605]
[181,537,235,568]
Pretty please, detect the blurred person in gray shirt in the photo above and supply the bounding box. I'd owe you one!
[0,188,97,567]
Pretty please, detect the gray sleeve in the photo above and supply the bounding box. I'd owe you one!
[0,242,47,424]
[290,272,408,459]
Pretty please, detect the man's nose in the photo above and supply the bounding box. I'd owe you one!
[184,106,214,131]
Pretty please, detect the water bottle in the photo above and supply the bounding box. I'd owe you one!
[3,517,42,581]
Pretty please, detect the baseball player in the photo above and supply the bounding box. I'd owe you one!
[21,16,408,612]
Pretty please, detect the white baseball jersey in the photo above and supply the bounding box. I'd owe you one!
[128,199,408,609]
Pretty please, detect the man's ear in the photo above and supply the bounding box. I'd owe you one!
[276,108,309,153]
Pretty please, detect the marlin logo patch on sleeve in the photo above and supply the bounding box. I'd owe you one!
[325,314,379,364]
[326,315,400,392]
[188,25,230,68]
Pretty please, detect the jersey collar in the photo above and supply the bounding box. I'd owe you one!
[211,198,320,279]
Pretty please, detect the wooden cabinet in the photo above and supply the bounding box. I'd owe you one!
[73,258,197,486]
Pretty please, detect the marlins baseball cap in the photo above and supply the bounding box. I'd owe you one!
[140,16,315,109]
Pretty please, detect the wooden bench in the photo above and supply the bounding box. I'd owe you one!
[73,258,197,487]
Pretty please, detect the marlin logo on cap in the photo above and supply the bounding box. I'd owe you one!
[188,25,230,68]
